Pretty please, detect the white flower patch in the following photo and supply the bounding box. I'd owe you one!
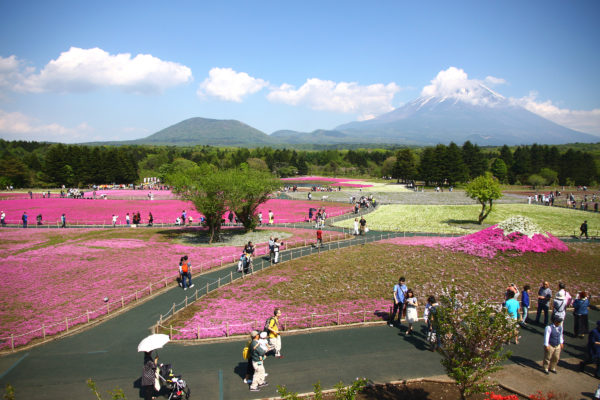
[496,215,546,238]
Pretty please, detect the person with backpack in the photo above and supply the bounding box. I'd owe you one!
[249,330,268,392]
[266,308,283,358]
[268,236,275,262]
[179,255,193,290]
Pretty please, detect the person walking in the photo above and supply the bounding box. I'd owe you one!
[148,212,153,227]
[353,218,359,236]
[249,330,268,392]
[425,295,440,351]
[505,290,520,344]
[267,308,283,358]
[536,281,552,326]
[21,212,27,228]
[573,291,590,338]
[36,214,43,225]
[268,210,274,225]
[268,236,275,262]
[272,238,282,263]
[0,211,5,227]
[112,214,118,227]
[315,228,323,248]
[521,285,531,326]
[404,289,418,335]
[60,213,66,228]
[579,320,600,378]
[543,315,564,374]
[389,277,407,327]
[141,352,158,400]
[258,212,263,226]
[553,290,567,325]
[359,216,367,235]
[126,213,130,226]
[179,255,193,290]
[580,220,589,239]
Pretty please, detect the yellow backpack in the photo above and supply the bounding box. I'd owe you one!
[242,340,251,360]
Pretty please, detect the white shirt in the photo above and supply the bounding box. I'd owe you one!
[544,324,564,347]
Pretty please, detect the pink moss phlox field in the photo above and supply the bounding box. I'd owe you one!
[172,295,390,340]
[381,226,569,258]
[0,227,346,348]
[281,176,372,188]
[0,198,352,225]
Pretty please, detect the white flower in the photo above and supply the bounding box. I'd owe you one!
[496,216,546,238]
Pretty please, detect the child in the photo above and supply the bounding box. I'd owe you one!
[521,285,530,326]
[405,289,418,335]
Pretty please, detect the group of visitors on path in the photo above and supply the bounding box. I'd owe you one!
[0,211,67,228]
[243,308,284,392]
[386,276,599,378]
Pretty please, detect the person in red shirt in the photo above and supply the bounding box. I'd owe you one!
[316,229,323,248]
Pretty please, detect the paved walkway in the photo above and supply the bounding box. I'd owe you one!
[1,217,598,399]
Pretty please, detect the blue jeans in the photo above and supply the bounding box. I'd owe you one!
[521,306,528,323]
[536,303,549,325]
[182,271,192,288]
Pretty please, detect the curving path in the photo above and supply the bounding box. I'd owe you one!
[0,217,596,399]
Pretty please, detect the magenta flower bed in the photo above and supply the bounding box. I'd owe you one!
[172,281,390,340]
[0,226,347,348]
[281,176,372,188]
[380,226,569,258]
[0,198,352,225]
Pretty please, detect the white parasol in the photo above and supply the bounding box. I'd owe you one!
[137,334,170,353]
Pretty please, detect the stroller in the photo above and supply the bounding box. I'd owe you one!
[159,363,191,400]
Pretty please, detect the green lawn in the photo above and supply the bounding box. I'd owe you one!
[334,204,600,236]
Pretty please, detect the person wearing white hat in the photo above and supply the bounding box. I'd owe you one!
[249,330,268,392]
[553,283,568,325]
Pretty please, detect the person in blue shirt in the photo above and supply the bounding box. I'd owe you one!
[389,277,407,327]
[505,290,520,344]
[521,285,531,326]
[21,211,27,228]
[573,291,590,337]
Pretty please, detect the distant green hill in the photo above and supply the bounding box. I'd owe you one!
[133,117,279,147]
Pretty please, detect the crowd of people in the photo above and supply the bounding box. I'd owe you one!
[386,277,599,377]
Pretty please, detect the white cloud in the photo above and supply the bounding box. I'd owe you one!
[197,67,268,102]
[267,78,400,119]
[5,47,192,94]
[511,92,600,135]
[0,110,91,142]
[421,67,505,106]
[484,76,506,85]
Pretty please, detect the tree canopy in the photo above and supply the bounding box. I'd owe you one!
[465,172,503,224]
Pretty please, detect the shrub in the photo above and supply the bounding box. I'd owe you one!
[433,288,516,399]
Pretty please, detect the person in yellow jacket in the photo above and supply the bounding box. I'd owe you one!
[267,308,283,358]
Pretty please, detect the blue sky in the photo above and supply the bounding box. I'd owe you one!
[1,0,599,142]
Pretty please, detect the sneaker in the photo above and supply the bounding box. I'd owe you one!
[388,323,393,327]
[275,355,284,358]
[550,369,557,374]
[190,284,194,288]
[259,383,269,387]
[184,287,187,291]
[249,387,260,392]
[543,369,549,374]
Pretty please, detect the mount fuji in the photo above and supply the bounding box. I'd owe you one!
[329,85,599,146]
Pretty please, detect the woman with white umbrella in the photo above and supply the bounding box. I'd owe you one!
[142,352,159,400]
[138,334,169,400]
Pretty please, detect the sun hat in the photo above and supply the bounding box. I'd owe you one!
[259,331,268,339]
[251,330,259,337]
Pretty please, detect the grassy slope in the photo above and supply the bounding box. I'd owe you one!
[333,204,600,236]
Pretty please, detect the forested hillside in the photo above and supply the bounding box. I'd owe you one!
[0,139,598,188]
